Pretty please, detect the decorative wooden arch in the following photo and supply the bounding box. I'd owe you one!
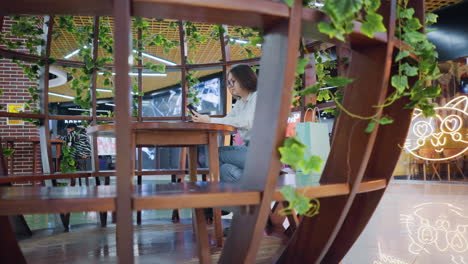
[0,0,423,263]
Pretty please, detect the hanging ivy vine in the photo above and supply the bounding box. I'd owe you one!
[60,145,76,173]
[280,0,441,216]
[0,16,45,124]
[186,71,201,106]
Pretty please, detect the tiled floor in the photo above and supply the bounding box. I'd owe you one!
[18,179,468,263]
[343,180,468,264]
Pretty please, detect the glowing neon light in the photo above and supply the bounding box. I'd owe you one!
[404,95,468,161]
[400,202,468,262]
[372,242,410,264]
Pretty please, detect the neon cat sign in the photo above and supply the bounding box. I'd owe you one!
[404,96,468,161]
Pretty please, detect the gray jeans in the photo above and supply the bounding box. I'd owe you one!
[219,145,248,183]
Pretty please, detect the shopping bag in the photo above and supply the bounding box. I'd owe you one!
[285,111,301,137]
[295,107,330,174]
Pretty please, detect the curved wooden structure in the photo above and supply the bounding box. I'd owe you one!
[0,0,424,263]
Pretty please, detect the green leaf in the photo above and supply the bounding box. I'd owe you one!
[325,76,354,87]
[361,12,387,38]
[155,64,166,73]
[365,120,376,133]
[280,185,298,202]
[323,0,363,24]
[395,50,410,62]
[296,58,309,75]
[425,13,438,26]
[364,0,380,12]
[317,90,331,101]
[301,84,320,95]
[298,155,323,174]
[279,142,305,167]
[405,17,423,31]
[401,63,418,76]
[403,31,427,44]
[391,75,408,93]
[399,8,415,19]
[285,0,294,7]
[279,186,313,215]
[378,116,394,125]
[317,22,345,41]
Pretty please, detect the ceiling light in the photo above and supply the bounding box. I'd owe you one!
[133,50,177,66]
[96,88,113,93]
[319,86,338,90]
[63,45,89,59]
[98,72,167,77]
[48,92,75,99]
[229,38,262,47]
[67,108,109,113]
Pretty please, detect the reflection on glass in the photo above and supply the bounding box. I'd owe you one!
[142,73,223,117]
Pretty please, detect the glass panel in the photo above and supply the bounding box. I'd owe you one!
[52,16,94,61]
[141,70,182,118]
[50,119,93,173]
[187,68,224,115]
[186,22,222,64]
[48,65,91,116]
[139,18,181,65]
[227,26,262,61]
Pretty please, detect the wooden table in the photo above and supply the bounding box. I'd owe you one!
[88,122,236,247]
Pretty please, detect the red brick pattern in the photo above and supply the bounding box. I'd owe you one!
[1,17,41,175]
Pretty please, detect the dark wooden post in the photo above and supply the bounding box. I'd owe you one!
[220,0,303,262]
[113,0,134,262]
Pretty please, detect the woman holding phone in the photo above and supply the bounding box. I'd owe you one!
[192,64,257,183]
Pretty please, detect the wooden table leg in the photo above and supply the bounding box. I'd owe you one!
[208,133,223,247]
[8,141,14,176]
[0,216,27,264]
[33,142,38,186]
[188,146,198,182]
[431,163,442,181]
[423,163,427,181]
[172,147,187,223]
[447,163,451,181]
[193,208,212,264]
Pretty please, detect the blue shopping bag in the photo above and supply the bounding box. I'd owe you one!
[295,108,331,175]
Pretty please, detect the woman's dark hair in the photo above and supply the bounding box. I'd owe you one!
[229,64,257,92]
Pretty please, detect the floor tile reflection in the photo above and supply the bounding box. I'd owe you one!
[343,180,468,264]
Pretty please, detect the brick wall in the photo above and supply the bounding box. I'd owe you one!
[1,16,42,175]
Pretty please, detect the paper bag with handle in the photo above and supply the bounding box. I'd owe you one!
[295,107,331,173]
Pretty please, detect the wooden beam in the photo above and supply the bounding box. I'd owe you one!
[113,0,134,262]
[219,0,303,262]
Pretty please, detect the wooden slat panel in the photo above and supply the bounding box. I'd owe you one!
[133,183,261,210]
[0,183,261,214]
[273,183,349,201]
[113,0,134,262]
[0,169,212,184]
[0,0,289,29]
[0,186,116,214]
[135,131,208,146]
[278,1,396,262]
[220,0,303,263]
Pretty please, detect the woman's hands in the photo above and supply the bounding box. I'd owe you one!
[191,112,211,123]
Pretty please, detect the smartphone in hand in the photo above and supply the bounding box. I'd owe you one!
[187,104,198,115]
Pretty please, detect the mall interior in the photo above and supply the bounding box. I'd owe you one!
[0,0,467,263]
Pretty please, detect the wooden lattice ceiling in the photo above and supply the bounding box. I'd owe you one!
[49,16,261,102]
[8,0,461,102]
[425,0,464,12]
